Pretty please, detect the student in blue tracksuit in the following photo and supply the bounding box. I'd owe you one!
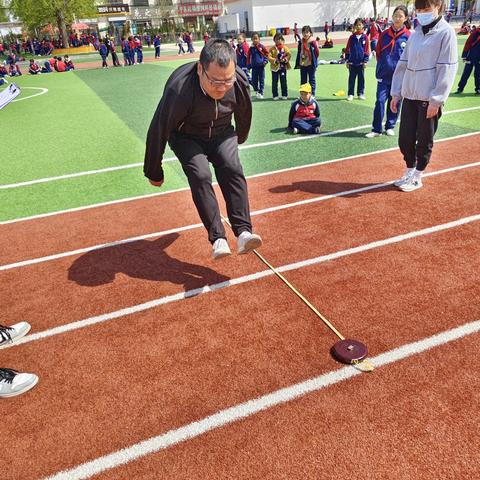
[236,33,251,85]
[455,27,480,94]
[154,34,161,59]
[345,18,370,100]
[366,6,411,138]
[136,37,143,64]
[247,32,268,99]
[99,40,108,68]
[121,37,131,66]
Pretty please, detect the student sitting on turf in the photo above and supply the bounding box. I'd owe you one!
[41,60,52,73]
[8,60,21,76]
[268,33,291,100]
[0,62,9,79]
[64,55,75,71]
[345,18,370,101]
[287,83,321,134]
[54,56,67,72]
[323,37,334,48]
[28,59,41,74]
[247,32,269,99]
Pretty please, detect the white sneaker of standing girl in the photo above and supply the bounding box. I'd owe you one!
[399,174,423,192]
[393,168,415,187]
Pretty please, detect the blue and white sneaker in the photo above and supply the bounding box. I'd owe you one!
[393,169,415,187]
[399,175,423,192]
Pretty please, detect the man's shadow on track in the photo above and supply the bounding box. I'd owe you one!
[68,232,229,290]
[269,180,397,198]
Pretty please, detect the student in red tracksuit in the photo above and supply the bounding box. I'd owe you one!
[368,19,381,55]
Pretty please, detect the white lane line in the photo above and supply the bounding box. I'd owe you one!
[1,106,479,191]
[2,160,479,272]
[4,213,479,350]
[42,318,480,480]
[2,130,480,226]
[12,86,48,102]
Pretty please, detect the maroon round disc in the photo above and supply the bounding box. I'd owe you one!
[331,339,368,364]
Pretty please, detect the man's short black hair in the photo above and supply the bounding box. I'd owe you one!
[199,38,236,70]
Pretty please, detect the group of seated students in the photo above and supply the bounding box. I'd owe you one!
[0,52,75,78]
[29,55,75,74]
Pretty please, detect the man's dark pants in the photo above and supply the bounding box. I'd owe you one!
[169,127,252,243]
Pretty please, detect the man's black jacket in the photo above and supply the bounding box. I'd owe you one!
[144,62,252,182]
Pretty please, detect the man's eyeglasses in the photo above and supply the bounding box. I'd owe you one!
[203,68,236,87]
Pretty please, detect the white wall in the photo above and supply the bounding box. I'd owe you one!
[217,13,241,33]
[226,0,389,32]
[225,0,254,31]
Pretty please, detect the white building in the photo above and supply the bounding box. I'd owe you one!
[223,0,391,33]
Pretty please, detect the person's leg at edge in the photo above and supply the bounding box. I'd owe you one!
[372,81,387,133]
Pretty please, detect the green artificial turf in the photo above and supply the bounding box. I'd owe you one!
[1,36,478,222]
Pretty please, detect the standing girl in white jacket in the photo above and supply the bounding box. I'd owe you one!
[390,0,458,192]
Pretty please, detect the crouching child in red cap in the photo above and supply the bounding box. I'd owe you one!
[287,83,321,134]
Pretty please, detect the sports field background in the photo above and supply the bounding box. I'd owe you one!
[1,36,478,222]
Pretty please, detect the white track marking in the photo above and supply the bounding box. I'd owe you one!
[1,131,479,225]
[1,161,479,272]
[3,213,478,350]
[1,106,478,190]
[42,319,480,480]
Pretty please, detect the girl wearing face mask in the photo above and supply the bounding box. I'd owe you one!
[366,6,411,138]
[390,0,458,192]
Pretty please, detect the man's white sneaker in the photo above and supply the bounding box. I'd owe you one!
[365,131,381,138]
[212,238,231,260]
[281,96,288,100]
[257,93,264,99]
[0,322,31,347]
[358,94,366,100]
[0,369,39,398]
[273,96,279,100]
[393,169,415,187]
[385,128,395,136]
[237,231,262,255]
[347,95,354,101]
[399,176,423,192]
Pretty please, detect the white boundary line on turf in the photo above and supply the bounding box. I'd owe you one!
[12,86,49,102]
[2,130,480,226]
[4,213,479,350]
[1,106,479,191]
[42,318,480,480]
[1,160,479,272]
